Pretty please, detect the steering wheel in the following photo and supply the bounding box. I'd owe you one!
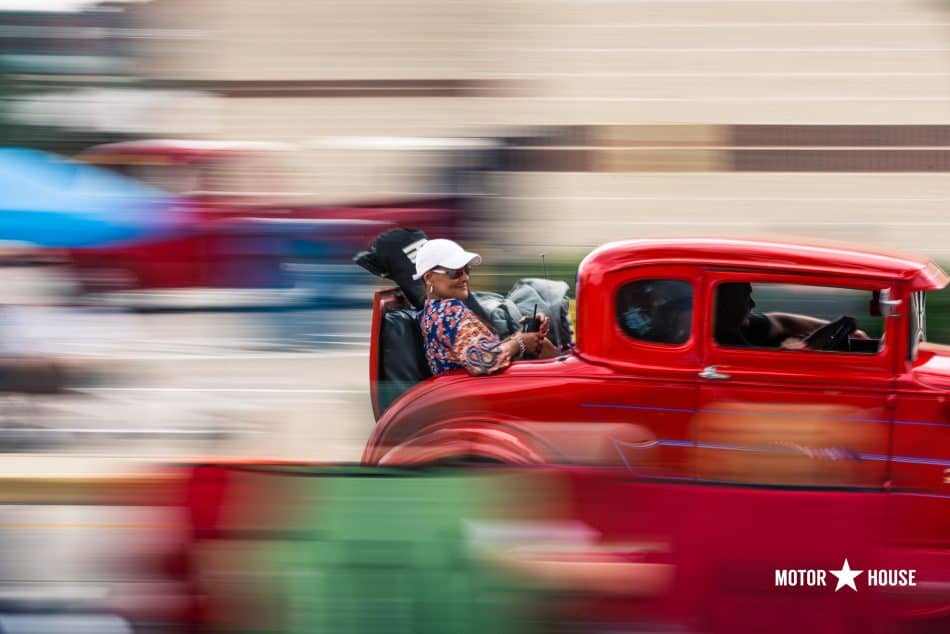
[802,316,857,351]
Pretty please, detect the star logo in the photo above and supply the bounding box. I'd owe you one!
[829,558,863,592]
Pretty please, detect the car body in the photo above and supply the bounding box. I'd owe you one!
[70,140,468,298]
[363,237,950,545]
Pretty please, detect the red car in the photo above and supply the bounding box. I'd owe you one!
[96,237,950,634]
[71,140,468,298]
[363,237,949,536]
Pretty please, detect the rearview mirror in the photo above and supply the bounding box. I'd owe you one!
[879,288,902,318]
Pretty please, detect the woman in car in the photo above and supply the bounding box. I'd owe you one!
[414,239,556,376]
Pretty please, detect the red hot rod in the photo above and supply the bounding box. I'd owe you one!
[363,238,949,522]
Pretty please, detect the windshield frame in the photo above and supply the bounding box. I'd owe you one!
[907,290,927,361]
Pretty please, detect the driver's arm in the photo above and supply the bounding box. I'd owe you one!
[763,312,829,339]
[767,313,870,349]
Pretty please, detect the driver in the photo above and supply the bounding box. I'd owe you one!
[714,282,835,349]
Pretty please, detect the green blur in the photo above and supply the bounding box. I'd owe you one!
[196,467,543,634]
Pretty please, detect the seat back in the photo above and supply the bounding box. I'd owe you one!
[378,307,432,414]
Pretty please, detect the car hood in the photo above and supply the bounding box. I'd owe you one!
[912,342,950,390]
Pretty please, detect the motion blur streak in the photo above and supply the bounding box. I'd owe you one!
[0,0,948,632]
[173,464,947,633]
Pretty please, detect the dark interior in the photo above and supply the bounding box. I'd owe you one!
[378,306,432,414]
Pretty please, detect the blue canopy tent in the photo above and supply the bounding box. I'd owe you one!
[0,147,186,249]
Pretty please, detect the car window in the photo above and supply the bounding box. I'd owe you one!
[616,279,692,345]
[713,282,884,354]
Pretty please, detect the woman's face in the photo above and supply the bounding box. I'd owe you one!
[425,266,471,300]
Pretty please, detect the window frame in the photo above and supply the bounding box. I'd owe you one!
[906,290,927,362]
[615,278,695,348]
[702,270,897,375]
[582,264,703,374]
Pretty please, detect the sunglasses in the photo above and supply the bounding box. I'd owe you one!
[431,265,471,280]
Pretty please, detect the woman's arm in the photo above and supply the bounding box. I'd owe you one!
[453,311,519,375]
[459,336,519,375]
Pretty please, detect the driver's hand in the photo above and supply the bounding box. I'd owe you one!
[780,337,808,350]
[841,317,868,339]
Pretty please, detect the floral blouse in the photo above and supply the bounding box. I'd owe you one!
[420,298,510,376]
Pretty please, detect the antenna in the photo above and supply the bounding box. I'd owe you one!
[538,252,561,350]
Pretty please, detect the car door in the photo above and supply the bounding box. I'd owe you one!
[695,271,896,488]
[578,265,704,480]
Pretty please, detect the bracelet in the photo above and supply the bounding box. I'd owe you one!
[514,334,527,359]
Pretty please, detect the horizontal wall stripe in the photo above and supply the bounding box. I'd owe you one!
[495,125,950,172]
[152,79,515,98]
[732,124,950,147]
[733,149,950,172]
[503,125,950,148]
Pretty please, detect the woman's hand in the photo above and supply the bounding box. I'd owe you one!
[538,314,550,338]
[517,313,550,340]
[521,330,546,355]
[537,338,557,358]
[511,313,553,359]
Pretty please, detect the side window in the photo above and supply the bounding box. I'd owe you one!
[713,282,884,354]
[616,280,693,345]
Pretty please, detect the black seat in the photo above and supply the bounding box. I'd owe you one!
[378,308,432,413]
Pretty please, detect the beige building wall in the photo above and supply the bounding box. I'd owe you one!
[137,0,950,126]
[139,0,493,82]
[129,0,950,257]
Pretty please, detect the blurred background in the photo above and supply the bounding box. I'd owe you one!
[0,0,948,632]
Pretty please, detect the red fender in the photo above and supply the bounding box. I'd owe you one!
[371,422,555,466]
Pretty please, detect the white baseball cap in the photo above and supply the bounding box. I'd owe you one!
[412,239,482,280]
